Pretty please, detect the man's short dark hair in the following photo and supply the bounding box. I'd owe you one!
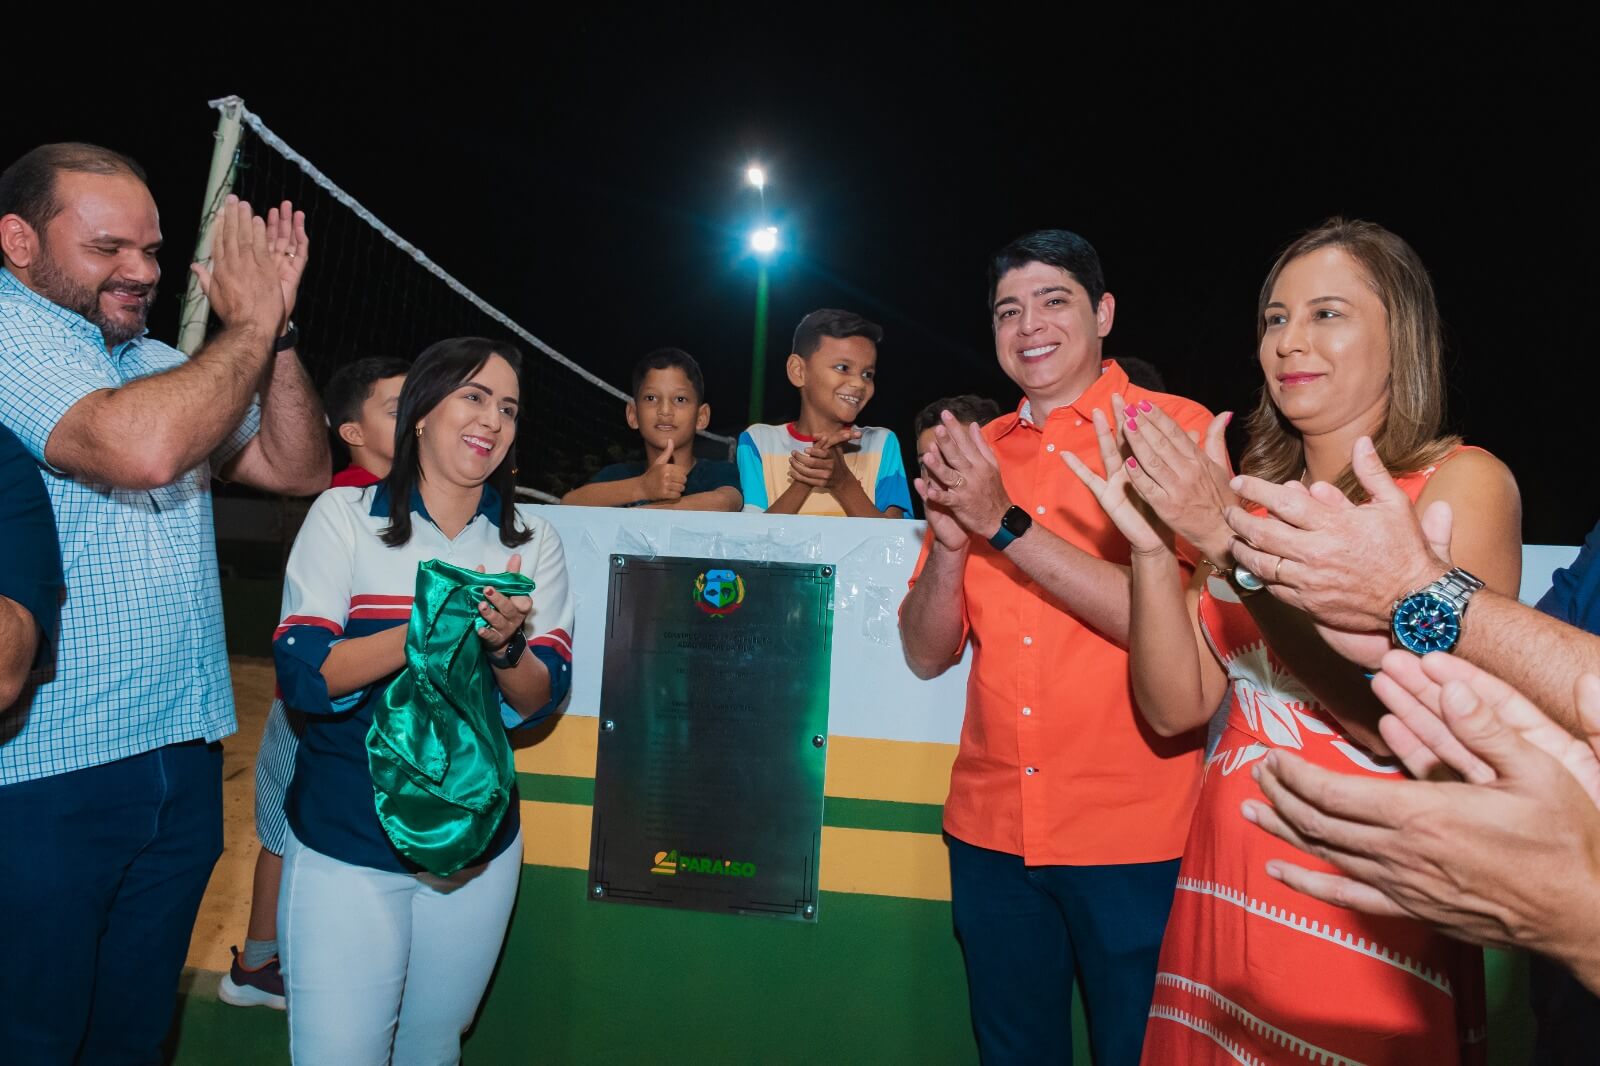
[1116,357,1166,392]
[0,143,148,230]
[324,357,411,429]
[631,347,706,405]
[914,395,1003,438]
[791,308,883,360]
[987,229,1106,311]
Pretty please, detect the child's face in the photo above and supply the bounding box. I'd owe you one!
[342,373,407,468]
[791,335,876,425]
[625,366,709,453]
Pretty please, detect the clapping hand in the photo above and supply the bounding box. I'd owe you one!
[916,412,1011,539]
[1112,394,1234,563]
[1241,654,1600,953]
[189,195,285,340]
[1062,406,1170,558]
[790,427,861,490]
[263,200,310,320]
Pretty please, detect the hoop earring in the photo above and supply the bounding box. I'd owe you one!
[415,426,423,438]
[511,466,519,478]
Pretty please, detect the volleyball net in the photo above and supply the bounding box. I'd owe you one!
[178,96,734,504]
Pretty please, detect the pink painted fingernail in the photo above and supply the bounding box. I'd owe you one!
[1123,404,1137,418]
[1126,418,1138,432]
[1127,457,1138,469]
[1138,400,1152,412]
[1265,862,1284,879]
[1240,801,1258,824]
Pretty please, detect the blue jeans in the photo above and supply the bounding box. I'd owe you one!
[947,833,1180,1066]
[0,740,223,1065]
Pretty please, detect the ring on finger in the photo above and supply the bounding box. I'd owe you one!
[952,475,966,490]
[1273,557,1284,583]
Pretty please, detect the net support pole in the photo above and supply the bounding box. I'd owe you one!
[176,96,245,355]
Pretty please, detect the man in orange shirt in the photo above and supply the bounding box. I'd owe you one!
[903,229,1214,1064]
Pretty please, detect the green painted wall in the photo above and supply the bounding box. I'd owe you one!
[169,862,1536,1064]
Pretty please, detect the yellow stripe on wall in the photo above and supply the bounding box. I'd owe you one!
[513,714,598,778]
[818,826,951,901]
[824,736,957,806]
[520,800,592,869]
[519,801,952,903]
[515,716,956,808]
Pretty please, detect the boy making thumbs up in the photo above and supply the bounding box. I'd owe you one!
[562,348,742,511]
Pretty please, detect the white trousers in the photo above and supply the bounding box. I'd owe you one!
[279,825,523,1066]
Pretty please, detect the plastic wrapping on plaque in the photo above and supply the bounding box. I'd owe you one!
[587,554,832,920]
[830,534,910,612]
[666,523,823,563]
[611,524,664,559]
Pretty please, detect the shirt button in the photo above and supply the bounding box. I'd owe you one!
[1023,636,1033,646]
[1025,766,1037,775]
[1035,506,1046,516]
[285,636,295,646]
[1021,706,1032,716]
[1045,443,1056,453]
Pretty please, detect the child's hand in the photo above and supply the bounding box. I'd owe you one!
[790,427,861,490]
[640,439,687,501]
[788,448,831,487]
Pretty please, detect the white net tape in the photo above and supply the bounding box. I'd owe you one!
[209,95,736,474]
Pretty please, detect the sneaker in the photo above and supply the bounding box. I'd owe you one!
[217,945,287,1010]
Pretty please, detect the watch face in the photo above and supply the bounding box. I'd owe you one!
[1392,592,1461,654]
[1232,564,1265,592]
[1001,507,1032,537]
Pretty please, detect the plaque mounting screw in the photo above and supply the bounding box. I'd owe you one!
[602,719,616,733]
[812,735,825,748]
[821,566,833,577]
[613,556,624,567]
[592,885,605,898]
[803,904,816,918]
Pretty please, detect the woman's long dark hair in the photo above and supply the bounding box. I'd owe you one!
[381,337,532,549]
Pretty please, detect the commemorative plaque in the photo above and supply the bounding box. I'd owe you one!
[587,555,834,920]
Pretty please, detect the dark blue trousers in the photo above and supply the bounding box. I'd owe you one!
[947,833,1180,1066]
[0,741,223,1065]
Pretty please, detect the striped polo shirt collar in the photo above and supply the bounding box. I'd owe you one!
[368,481,503,527]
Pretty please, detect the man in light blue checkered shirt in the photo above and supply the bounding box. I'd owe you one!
[0,142,329,1063]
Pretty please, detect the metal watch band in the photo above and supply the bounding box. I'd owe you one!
[1430,567,1485,612]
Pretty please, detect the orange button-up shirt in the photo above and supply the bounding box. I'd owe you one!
[910,360,1211,866]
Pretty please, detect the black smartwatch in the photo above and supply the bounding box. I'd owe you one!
[488,628,528,670]
[988,505,1033,551]
[273,320,300,353]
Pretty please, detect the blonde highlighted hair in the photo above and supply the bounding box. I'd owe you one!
[1241,218,1459,502]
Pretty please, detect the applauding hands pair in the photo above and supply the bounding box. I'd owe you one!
[789,426,862,493]
[1062,393,1233,564]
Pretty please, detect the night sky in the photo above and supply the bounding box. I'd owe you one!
[7,11,1590,542]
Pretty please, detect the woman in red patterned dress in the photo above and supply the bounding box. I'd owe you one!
[1065,219,1522,1064]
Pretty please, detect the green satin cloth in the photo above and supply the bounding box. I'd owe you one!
[366,558,535,876]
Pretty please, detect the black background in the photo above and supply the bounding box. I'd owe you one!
[5,10,1589,541]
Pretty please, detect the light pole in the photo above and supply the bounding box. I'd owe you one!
[746,162,775,425]
[748,225,778,425]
